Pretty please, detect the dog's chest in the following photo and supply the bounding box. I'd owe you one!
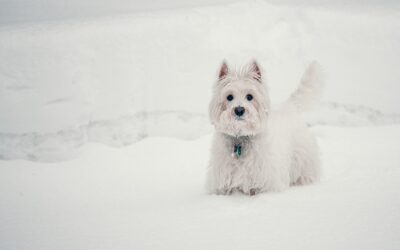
[228,143,264,188]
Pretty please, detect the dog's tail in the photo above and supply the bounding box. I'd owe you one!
[284,61,323,112]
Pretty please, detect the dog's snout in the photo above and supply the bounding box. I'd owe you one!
[234,106,245,117]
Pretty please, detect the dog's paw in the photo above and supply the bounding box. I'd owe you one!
[294,176,315,186]
[244,188,261,196]
[236,187,261,196]
[215,188,232,195]
[249,188,258,196]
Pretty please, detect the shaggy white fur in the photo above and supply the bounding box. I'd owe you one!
[207,60,323,195]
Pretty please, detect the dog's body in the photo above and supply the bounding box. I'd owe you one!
[207,61,322,195]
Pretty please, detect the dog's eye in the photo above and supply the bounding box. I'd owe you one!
[227,95,234,101]
[246,94,253,101]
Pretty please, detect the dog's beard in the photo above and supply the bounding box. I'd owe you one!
[215,108,265,137]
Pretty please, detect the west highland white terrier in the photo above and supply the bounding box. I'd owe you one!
[207,60,322,195]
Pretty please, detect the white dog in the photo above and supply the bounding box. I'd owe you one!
[207,60,322,195]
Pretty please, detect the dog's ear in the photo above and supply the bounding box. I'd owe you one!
[218,60,229,80]
[250,60,262,82]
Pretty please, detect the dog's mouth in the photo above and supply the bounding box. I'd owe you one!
[235,116,245,121]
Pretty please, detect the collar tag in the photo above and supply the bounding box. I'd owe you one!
[233,144,242,158]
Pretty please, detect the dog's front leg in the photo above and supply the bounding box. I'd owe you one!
[206,162,235,195]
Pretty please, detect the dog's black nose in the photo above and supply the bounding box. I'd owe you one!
[234,106,245,117]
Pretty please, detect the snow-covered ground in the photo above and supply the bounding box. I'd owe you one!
[1,1,400,249]
[1,125,400,249]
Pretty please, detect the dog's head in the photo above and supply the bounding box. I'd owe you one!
[209,61,270,137]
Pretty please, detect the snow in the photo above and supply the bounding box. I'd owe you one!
[1,125,400,249]
[1,0,400,161]
[1,102,399,162]
[0,0,239,25]
[1,0,400,249]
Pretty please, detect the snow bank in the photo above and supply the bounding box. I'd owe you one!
[1,102,400,162]
[1,126,399,249]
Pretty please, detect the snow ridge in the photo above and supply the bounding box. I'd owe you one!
[1,102,399,162]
